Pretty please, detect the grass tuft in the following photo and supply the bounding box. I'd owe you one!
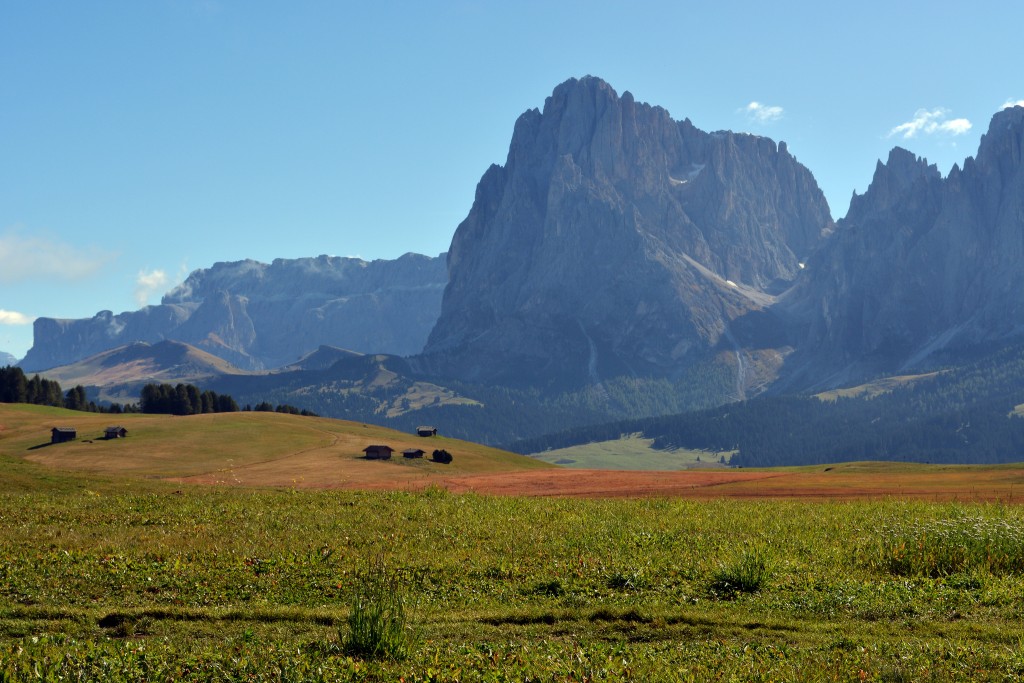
[342,559,415,661]
[709,547,773,598]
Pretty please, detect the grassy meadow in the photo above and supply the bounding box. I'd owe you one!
[3,405,1024,680]
[529,433,733,470]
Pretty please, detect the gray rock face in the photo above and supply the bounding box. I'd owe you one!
[22,253,447,372]
[419,76,833,388]
[787,105,1024,384]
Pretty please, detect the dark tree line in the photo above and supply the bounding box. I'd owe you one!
[139,383,239,416]
[1,366,133,413]
[247,401,319,416]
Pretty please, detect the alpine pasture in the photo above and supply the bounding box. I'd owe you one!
[2,403,1024,681]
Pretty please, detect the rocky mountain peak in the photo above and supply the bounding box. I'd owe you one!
[421,76,833,390]
[846,147,940,222]
[786,102,1024,387]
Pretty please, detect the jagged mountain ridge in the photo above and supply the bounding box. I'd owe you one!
[782,105,1024,387]
[22,76,1024,426]
[22,252,447,372]
[418,76,833,389]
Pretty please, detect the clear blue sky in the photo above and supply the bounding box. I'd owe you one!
[2,0,1022,360]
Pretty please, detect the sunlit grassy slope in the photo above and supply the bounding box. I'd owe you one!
[0,403,551,488]
[529,433,733,470]
[814,371,942,401]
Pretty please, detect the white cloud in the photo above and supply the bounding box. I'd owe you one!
[888,108,973,139]
[0,309,34,326]
[0,228,113,283]
[1003,99,1024,109]
[742,101,784,123]
[134,269,169,306]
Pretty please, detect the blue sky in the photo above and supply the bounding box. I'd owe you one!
[2,0,1022,360]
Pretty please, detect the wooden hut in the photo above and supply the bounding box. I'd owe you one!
[51,427,77,444]
[104,426,128,439]
[416,426,438,437]
[363,445,394,460]
[402,448,426,459]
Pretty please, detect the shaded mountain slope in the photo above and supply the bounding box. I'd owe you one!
[417,76,833,391]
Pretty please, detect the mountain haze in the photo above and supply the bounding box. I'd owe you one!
[22,253,446,372]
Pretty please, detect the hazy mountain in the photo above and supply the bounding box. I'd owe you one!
[782,105,1024,388]
[39,339,251,403]
[0,352,17,367]
[417,76,832,391]
[22,252,447,372]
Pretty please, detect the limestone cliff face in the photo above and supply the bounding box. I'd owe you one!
[21,253,447,372]
[787,106,1024,384]
[420,76,833,388]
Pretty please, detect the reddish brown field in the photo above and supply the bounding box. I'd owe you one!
[368,462,1024,501]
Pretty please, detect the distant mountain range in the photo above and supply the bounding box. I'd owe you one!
[22,253,446,372]
[0,352,16,367]
[20,76,1024,452]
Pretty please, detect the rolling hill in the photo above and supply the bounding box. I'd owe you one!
[0,403,551,490]
[38,339,253,404]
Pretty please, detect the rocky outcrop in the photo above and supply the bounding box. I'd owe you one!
[22,253,447,372]
[419,76,833,389]
[784,105,1024,385]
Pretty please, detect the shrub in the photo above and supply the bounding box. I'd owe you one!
[710,547,772,598]
[342,560,415,661]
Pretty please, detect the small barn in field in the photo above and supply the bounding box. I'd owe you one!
[363,445,394,460]
[104,426,128,439]
[402,448,425,459]
[51,427,77,444]
[417,426,438,437]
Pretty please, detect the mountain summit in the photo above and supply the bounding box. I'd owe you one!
[785,105,1024,386]
[419,76,833,389]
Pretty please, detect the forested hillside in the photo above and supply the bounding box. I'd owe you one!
[511,344,1024,466]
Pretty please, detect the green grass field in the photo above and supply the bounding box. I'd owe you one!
[3,405,1024,680]
[530,433,733,470]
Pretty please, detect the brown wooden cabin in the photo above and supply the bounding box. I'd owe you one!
[363,445,394,460]
[416,426,438,437]
[51,427,77,444]
[104,426,128,439]
[402,448,426,459]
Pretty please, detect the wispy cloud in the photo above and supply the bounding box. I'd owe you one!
[0,228,113,284]
[1003,99,1024,109]
[134,269,170,306]
[888,108,972,139]
[741,101,784,123]
[0,309,34,326]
